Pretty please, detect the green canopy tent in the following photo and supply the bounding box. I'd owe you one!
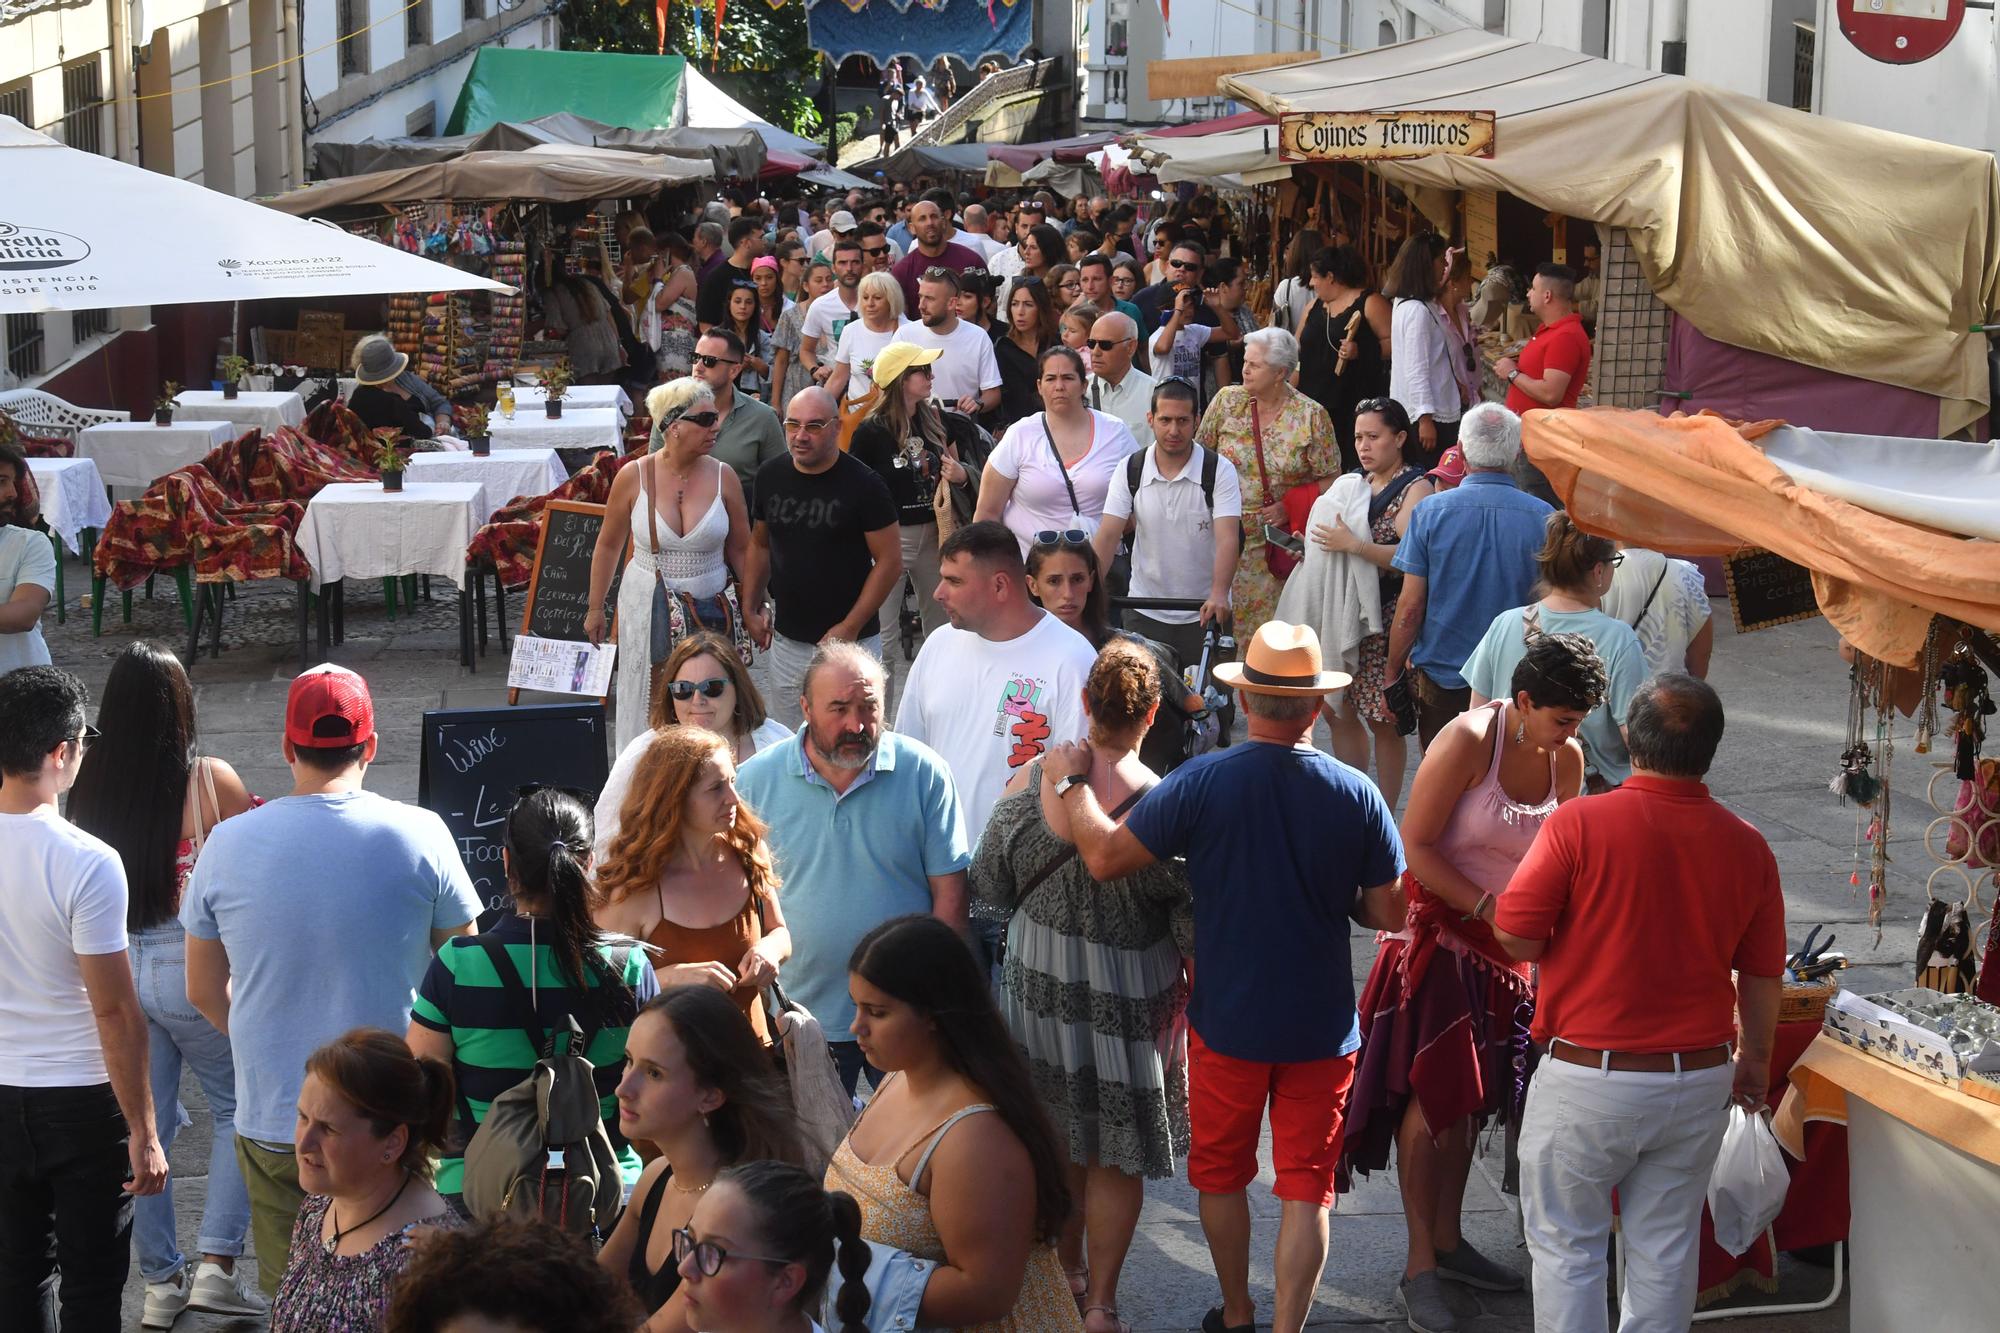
[445,48,685,136]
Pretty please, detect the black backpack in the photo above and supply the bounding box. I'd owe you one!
[1124,445,1221,562]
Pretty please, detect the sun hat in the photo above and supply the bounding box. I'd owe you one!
[285,664,376,749]
[1212,620,1352,697]
[352,337,409,387]
[870,342,943,389]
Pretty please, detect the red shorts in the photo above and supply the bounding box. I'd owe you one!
[1186,1026,1357,1207]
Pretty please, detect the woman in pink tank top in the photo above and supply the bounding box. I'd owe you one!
[1338,632,1606,1315]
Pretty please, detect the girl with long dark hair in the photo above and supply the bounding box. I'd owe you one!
[676,1161,873,1333]
[989,278,1058,433]
[403,787,659,1204]
[599,987,803,1331]
[826,915,1083,1331]
[68,640,266,1323]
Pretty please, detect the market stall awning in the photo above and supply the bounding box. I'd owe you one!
[0,116,506,313]
[1213,29,2000,436]
[445,48,684,136]
[1131,123,1290,187]
[679,66,825,158]
[878,142,993,182]
[315,114,766,182]
[1522,408,2000,666]
[1143,109,1274,138]
[986,133,1119,173]
[264,146,713,214]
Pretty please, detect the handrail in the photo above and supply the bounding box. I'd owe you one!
[901,57,1059,151]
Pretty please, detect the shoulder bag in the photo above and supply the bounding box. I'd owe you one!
[1040,412,1085,519]
[1249,398,1316,580]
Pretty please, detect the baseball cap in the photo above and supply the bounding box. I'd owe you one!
[1427,446,1467,488]
[870,342,943,389]
[285,664,376,749]
[829,210,858,233]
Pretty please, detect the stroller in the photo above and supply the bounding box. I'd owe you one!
[1113,597,1235,774]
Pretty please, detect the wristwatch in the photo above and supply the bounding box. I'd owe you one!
[1054,773,1089,799]
[1506,369,1521,384]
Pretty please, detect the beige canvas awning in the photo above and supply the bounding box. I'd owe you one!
[265,145,713,213]
[1213,30,2000,436]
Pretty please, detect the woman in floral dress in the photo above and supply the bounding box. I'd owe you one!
[1194,327,1337,641]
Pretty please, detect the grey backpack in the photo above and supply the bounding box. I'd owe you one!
[459,940,624,1236]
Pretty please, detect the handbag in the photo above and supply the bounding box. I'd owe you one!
[1248,399,1316,580]
[767,980,856,1178]
[643,456,754,671]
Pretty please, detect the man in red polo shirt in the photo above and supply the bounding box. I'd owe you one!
[1495,263,1591,413]
[1492,674,1785,1332]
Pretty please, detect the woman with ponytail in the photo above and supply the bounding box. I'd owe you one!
[672,1161,872,1333]
[271,1028,461,1332]
[405,787,660,1205]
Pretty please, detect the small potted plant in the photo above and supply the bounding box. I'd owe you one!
[461,404,491,456]
[154,381,180,426]
[219,354,250,400]
[372,428,408,492]
[542,359,573,419]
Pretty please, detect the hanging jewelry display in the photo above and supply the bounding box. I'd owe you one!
[1833,656,1881,807]
[1914,618,1944,755]
[1868,678,1893,947]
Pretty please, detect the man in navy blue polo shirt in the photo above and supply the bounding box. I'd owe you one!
[734,641,969,1096]
[1385,402,1553,747]
[1051,621,1407,1333]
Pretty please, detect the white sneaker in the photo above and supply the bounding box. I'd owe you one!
[141,1264,192,1329]
[189,1260,268,1316]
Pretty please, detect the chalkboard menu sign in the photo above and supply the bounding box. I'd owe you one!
[418,703,610,924]
[1724,548,1820,633]
[511,500,627,704]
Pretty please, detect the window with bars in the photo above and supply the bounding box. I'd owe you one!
[339,0,369,77]
[0,81,31,128]
[1792,23,1816,112]
[61,58,104,154]
[464,0,484,19]
[6,313,45,381]
[73,309,111,343]
[408,0,431,47]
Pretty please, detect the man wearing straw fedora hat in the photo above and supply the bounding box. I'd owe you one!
[1052,619,1408,1333]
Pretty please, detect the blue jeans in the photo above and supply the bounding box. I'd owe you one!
[0,1082,132,1332]
[128,924,250,1282]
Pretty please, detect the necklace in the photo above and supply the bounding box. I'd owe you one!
[662,456,702,509]
[329,1170,412,1250]
[669,1173,714,1195]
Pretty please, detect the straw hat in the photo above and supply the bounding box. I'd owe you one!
[870,342,942,389]
[1213,621,1351,696]
[352,337,408,387]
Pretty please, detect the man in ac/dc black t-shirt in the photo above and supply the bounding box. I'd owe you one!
[743,386,904,726]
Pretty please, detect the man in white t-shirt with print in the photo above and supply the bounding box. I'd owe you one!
[903,269,1002,417]
[0,445,57,673]
[0,665,167,1326]
[798,235,865,385]
[1093,377,1243,670]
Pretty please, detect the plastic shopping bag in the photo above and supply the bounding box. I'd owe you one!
[1706,1104,1787,1256]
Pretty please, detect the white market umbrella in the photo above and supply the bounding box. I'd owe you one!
[0,115,509,314]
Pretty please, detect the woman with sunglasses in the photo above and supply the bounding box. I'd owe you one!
[1142,223,1177,286]
[975,346,1140,556]
[1293,245,1391,474]
[672,1161,870,1333]
[592,631,788,858]
[595,727,791,1044]
[404,787,659,1210]
[589,377,754,755]
[1460,512,1647,792]
[988,278,1056,433]
[599,989,803,1332]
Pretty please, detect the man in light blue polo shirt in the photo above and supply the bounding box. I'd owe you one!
[734,641,969,1095]
[1385,402,1553,748]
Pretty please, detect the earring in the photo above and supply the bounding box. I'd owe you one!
[1515,718,1526,745]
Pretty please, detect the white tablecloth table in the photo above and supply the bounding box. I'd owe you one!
[511,384,632,418]
[77,419,236,490]
[26,457,114,554]
[172,390,307,434]
[405,449,567,523]
[488,407,624,453]
[296,482,485,593]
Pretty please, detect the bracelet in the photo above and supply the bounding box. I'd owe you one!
[1462,891,1494,923]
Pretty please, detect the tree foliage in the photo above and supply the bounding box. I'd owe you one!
[559,0,827,136]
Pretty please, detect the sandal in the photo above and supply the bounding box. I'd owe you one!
[1064,1267,1089,1311]
[1084,1305,1132,1333]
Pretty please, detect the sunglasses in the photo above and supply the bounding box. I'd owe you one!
[784,417,833,433]
[676,411,720,428]
[1033,529,1091,549]
[862,246,889,256]
[1085,338,1131,351]
[672,1226,790,1278]
[668,677,731,701]
[1168,258,1199,270]
[693,353,740,369]
[70,723,102,752]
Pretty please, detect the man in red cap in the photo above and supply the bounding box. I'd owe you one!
[181,665,482,1298]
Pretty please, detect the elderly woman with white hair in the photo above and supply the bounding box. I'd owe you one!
[823,270,913,403]
[1193,326,1338,638]
[585,376,754,752]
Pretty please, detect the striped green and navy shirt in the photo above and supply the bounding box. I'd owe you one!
[412,914,659,1194]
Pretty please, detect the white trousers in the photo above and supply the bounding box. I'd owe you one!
[1518,1054,1735,1333]
[765,631,882,727]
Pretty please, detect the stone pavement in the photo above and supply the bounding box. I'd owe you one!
[45,567,1899,1331]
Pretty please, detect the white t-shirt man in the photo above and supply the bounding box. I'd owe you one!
[800,287,861,352]
[1102,443,1244,625]
[903,318,1002,406]
[832,317,917,400]
[0,525,57,674]
[986,409,1142,554]
[0,810,127,1086]
[895,612,1097,834]
[954,230,1007,262]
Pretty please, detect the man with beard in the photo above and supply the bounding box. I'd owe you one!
[888,200,982,310]
[902,268,1001,417]
[734,641,970,1095]
[0,444,56,672]
[798,236,865,385]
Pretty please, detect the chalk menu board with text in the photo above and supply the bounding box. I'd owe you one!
[418,703,609,925]
[511,500,627,703]
[1723,548,1820,633]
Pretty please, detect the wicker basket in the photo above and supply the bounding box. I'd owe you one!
[1779,976,1839,1025]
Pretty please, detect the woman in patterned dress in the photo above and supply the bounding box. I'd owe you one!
[1194,327,1337,642]
[971,639,1192,1333]
[1309,397,1432,806]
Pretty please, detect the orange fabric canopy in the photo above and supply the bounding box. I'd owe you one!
[1520,408,2000,667]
